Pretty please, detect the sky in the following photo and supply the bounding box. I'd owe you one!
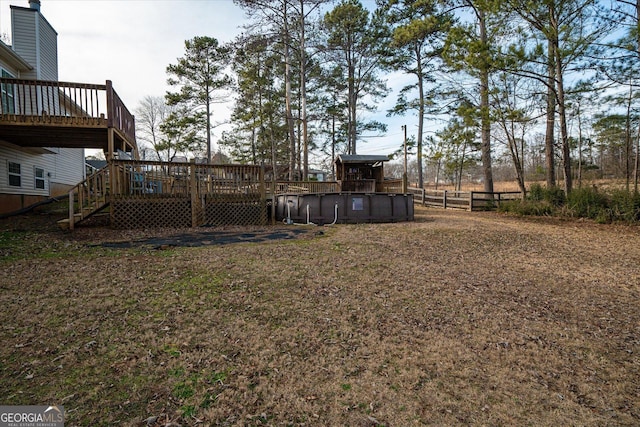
[0,0,411,166]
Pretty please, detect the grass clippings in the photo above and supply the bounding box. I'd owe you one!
[1,207,639,426]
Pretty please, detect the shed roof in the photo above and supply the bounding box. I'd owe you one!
[335,154,389,164]
[86,159,107,170]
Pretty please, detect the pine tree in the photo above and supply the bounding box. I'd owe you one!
[166,36,233,164]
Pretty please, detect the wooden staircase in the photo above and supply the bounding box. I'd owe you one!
[58,166,110,230]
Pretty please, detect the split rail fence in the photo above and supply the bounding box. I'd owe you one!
[406,187,523,211]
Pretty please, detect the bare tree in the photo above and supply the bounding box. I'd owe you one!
[135,95,171,161]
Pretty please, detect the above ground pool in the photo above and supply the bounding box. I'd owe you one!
[276,192,414,225]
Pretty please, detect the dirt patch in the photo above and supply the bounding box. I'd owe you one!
[98,228,319,249]
[1,207,639,426]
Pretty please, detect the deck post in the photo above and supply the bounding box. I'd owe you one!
[105,80,114,129]
[271,176,276,225]
[259,165,267,225]
[107,128,116,227]
[68,188,75,231]
[190,159,198,227]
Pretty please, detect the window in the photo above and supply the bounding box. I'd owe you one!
[1,70,15,114]
[8,161,21,187]
[34,167,45,190]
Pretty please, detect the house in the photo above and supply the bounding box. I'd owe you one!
[0,0,88,213]
[0,0,137,215]
[307,169,326,182]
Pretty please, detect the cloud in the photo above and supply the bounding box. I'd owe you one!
[30,0,246,106]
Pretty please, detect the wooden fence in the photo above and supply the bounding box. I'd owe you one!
[407,187,523,211]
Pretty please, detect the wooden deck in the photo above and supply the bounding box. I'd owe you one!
[0,78,136,156]
[61,159,406,229]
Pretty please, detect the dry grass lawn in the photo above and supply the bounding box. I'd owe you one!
[1,206,639,426]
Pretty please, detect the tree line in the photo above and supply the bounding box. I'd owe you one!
[135,0,640,195]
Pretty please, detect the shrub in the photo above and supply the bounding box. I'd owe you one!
[566,186,608,219]
[528,183,544,202]
[527,183,565,206]
[607,190,640,222]
[498,199,554,216]
[544,186,566,206]
[504,184,640,223]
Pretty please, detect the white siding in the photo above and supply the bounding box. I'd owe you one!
[0,143,49,196]
[48,147,84,186]
[0,144,84,196]
[10,7,57,81]
[37,13,57,81]
[10,8,37,80]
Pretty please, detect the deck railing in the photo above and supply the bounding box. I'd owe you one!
[109,160,265,198]
[107,165,408,198]
[66,166,110,230]
[272,180,406,194]
[105,80,135,145]
[273,181,340,194]
[380,179,404,193]
[0,77,135,144]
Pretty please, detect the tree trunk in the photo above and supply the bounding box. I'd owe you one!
[416,42,425,189]
[554,51,572,194]
[479,9,494,193]
[634,122,639,194]
[504,119,526,194]
[297,116,302,178]
[545,37,556,188]
[625,82,633,192]
[348,61,357,154]
[300,0,309,180]
[457,142,467,192]
[636,0,640,193]
[283,4,297,180]
[206,80,212,164]
[332,112,336,179]
[509,138,526,194]
[550,4,571,194]
[251,125,257,164]
[577,104,583,189]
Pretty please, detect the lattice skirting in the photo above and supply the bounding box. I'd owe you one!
[203,194,267,226]
[110,195,267,228]
[111,197,191,229]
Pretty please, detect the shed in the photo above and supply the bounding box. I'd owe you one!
[334,154,389,192]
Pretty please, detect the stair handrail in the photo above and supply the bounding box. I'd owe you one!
[67,165,110,230]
